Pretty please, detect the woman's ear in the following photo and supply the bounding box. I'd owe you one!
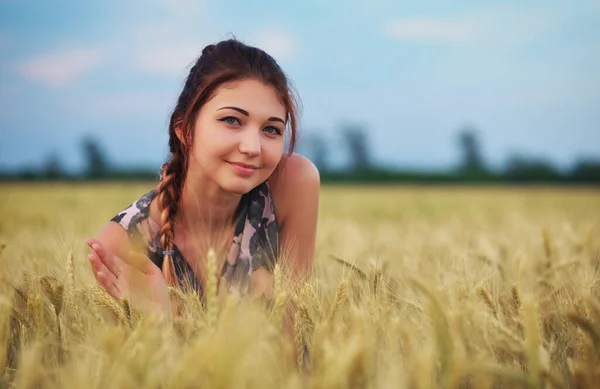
[175,125,187,146]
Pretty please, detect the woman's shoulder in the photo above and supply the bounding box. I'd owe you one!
[93,189,159,263]
[267,153,320,223]
[110,189,159,232]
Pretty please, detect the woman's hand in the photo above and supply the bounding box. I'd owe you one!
[86,238,170,316]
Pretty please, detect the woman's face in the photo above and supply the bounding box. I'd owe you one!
[184,78,287,195]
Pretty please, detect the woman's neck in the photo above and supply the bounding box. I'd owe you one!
[176,168,242,233]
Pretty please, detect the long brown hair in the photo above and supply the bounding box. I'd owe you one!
[157,39,299,287]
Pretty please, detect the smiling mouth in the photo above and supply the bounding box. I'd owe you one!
[227,161,259,176]
[228,161,258,169]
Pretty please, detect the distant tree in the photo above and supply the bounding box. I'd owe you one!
[81,135,109,178]
[16,166,40,180]
[42,152,65,179]
[300,131,330,173]
[341,123,371,172]
[456,125,487,175]
[504,153,561,182]
[569,158,600,182]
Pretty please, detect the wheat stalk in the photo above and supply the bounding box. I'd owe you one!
[273,263,282,298]
[329,279,348,322]
[90,285,126,323]
[477,285,497,317]
[0,295,12,377]
[329,254,367,280]
[205,249,218,332]
[66,250,75,293]
[40,276,65,363]
[40,276,64,317]
[121,298,133,329]
[301,283,322,317]
[293,310,307,372]
[269,263,289,326]
[510,284,521,316]
[523,294,541,387]
[567,312,600,360]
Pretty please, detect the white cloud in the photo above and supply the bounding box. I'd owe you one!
[16,48,104,87]
[385,17,474,44]
[384,7,558,46]
[248,29,296,62]
[78,92,174,117]
[136,43,206,76]
[158,0,200,6]
[114,0,210,76]
[124,12,218,76]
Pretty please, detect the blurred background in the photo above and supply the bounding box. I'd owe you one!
[1,0,599,184]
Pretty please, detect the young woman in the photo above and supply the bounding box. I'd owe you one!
[85,39,320,316]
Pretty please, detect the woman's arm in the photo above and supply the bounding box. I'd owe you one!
[269,153,320,367]
[87,222,133,298]
[86,222,170,316]
[270,153,321,282]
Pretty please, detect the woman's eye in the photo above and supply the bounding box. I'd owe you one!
[264,126,282,136]
[219,116,241,126]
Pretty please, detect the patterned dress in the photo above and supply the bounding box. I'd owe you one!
[110,181,279,298]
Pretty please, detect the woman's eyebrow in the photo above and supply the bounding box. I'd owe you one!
[268,116,285,124]
[218,106,285,124]
[218,106,249,116]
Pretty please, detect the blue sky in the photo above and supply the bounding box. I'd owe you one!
[1,0,599,172]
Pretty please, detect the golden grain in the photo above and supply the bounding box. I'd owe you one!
[1,184,599,388]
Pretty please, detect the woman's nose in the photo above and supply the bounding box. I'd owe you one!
[238,129,261,157]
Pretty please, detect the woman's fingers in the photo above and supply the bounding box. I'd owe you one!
[97,270,121,300]
[86,238,123,279]
[93,243,122,278]
[85,238,102,251]
[88,251,109,279]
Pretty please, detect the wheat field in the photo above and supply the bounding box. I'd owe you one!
[0,183,599,388]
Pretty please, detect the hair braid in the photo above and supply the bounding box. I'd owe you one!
[156,153,184,287]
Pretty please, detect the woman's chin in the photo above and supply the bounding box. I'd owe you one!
[219,177,259,195]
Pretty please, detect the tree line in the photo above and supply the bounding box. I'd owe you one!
[299,123,599,184]
[1,124,599,184]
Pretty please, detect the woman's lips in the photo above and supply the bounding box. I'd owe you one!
[227,161,258,176]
